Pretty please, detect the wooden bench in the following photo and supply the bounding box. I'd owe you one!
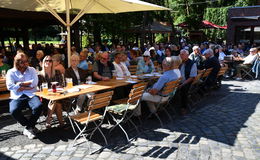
[128,65,137,75]
[0,78,10,101]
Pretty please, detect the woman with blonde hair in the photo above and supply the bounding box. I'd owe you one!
[38,55,64,128]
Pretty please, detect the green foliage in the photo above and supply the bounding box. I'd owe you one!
[170,0,207,30]
[30,25,60,41]
[81,35,90,48]
[155,33,167,43]
[203,0,258,41]
[203,7,229,41]
[234,0,258,7]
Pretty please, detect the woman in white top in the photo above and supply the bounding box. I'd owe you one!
[65,54,89,113]
[113,52,131,78]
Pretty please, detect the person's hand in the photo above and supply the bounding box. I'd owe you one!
[178,84,184,89]
[148,88,158,95]
[20,80,33,87]
[18,86,33,92]
[102,77,110,81]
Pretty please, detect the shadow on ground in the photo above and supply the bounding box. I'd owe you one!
[0,81,259,159]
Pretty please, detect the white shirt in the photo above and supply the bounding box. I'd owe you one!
[243,54,257,64]
[180,63,197,82]
[6,67,38,99]
[72,67,81,84]
[113,62,131,77]
[218,52,226,61]
[173,69,181,78]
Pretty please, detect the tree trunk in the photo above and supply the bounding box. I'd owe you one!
[93,21,101,45]
[73,22,80,50]
[21,27,29,52]
[0,27,5,49]
[166,0,175,43]
[15,27,19,46]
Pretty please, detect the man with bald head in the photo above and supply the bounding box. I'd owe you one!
[92,52,115,81]
[140,57,180,115]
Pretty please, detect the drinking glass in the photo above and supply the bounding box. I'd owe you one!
[42,83,48,94]
[112,70,117,79]
[51,82,58,93]
[66,78,73,88]
[1,70,6,78]
[86,76,92,84]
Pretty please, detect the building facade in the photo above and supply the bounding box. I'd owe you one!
[227,6,260,45]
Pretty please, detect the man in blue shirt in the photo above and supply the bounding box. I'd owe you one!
[141,57,180,114]
[6,52,42,139]
[78,49,88,70]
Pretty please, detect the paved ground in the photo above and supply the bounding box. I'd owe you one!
[0,80,260,160]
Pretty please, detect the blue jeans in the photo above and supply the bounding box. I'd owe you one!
[9,94,42,128]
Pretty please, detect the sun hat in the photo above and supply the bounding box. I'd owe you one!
[143,50,151,57]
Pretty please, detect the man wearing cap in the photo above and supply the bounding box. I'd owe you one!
[136,51,155,75]
[189,45,204,69]
[235,47,258,80]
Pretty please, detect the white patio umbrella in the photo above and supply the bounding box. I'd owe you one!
[0,0,170,66]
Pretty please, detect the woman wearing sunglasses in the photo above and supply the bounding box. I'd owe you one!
[38,55,64,128]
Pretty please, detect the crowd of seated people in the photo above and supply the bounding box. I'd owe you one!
[2,40,259,140]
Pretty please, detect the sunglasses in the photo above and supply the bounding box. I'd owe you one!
[45,60,53,62]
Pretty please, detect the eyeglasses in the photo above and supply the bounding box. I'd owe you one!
[45,60,53,62]
[18,60,28,64]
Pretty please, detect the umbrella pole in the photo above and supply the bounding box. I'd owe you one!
[67,25,71,67]
[66,0,71,67]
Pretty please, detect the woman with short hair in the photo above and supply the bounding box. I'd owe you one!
[52,54,65,74]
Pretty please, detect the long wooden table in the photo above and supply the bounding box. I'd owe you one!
[34,84,113,101]
[34,76,161,101]
[95,79,140,88]
[0,78,7,91]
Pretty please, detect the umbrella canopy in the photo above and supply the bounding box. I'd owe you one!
[128,21,172,33]
[0,0,169,13]
[177,20,227,30]
[1,0,170,66]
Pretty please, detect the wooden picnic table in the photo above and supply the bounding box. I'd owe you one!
[0,78,7,91]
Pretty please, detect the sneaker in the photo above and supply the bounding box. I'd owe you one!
[23,127,36,139]
[235,77,242,81]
